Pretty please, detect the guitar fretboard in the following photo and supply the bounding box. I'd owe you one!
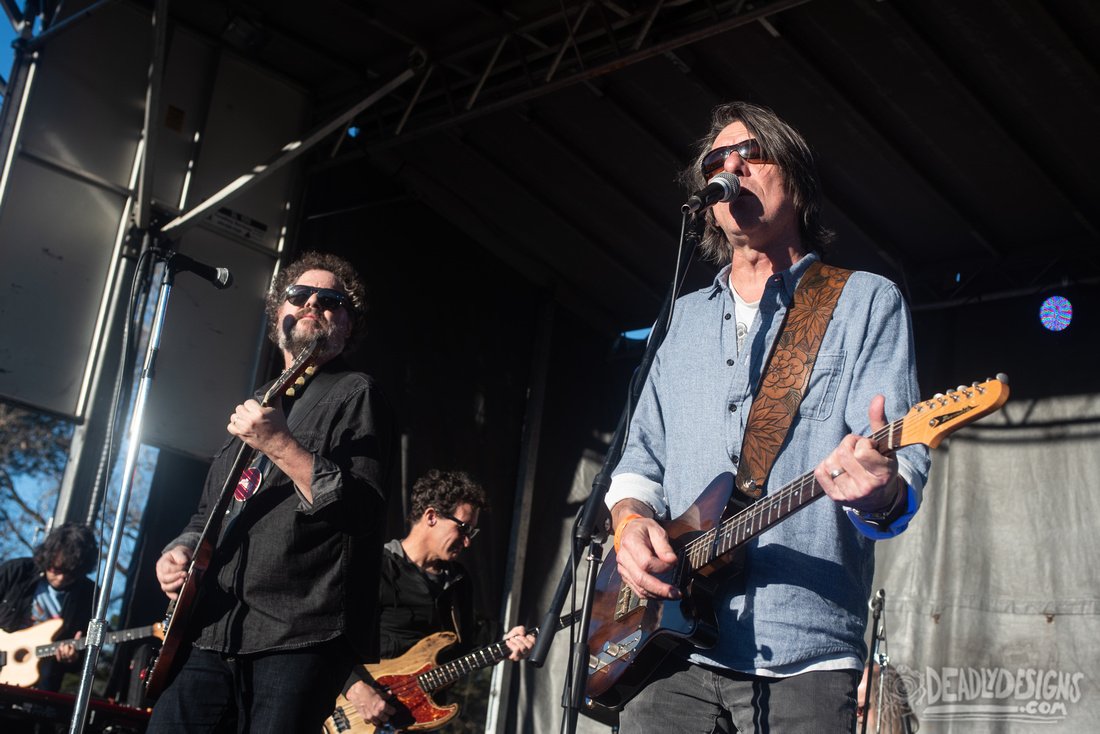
[417,637,517,691]
[36,625,159,659]
[415,612,579,691]
[682,418,902,573]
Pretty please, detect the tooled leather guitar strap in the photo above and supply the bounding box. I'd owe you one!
[733,260,853,502]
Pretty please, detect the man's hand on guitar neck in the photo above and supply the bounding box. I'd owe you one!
[611,499,682,602]
[156,545,193,600]
[503,625,536,660]
[229,398,317,504]
[813,395,904,516]
[55,631,81,663]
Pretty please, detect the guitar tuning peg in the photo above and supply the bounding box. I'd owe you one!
[995,372,1009,383]
[295,376,306,385]
[933,393,944,399]
[305,366,316,375]
[285,387,296,397]
[957,385,966,392]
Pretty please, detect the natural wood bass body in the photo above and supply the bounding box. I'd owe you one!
[324,612,577,733]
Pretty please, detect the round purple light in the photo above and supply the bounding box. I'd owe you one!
[1039,296,1072,331]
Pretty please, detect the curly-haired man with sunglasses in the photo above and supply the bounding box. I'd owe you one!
[605,102,930,732]
[149,252,399,733]
[342,469,535,729]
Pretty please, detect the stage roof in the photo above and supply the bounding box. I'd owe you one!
[165,0,1099,332]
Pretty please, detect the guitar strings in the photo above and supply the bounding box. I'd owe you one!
[679,381,998,572]
[679,415,908,572]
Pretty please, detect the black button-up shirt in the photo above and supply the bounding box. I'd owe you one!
[165,360,399,660]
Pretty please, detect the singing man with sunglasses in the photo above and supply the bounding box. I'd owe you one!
[606,102,930,732]
[342,469,535,729]
[149,252,399,734]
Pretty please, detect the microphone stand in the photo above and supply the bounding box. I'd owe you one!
[530,212,698,734]
[862,589,886,734]
[68,242,212,734]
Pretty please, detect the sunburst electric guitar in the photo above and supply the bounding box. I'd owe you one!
[143,337,322,698]
[324,612,580,734]
[585,376,1010,712]
[0,619,164,687]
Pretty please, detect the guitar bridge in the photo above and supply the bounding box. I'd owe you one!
[329,705,351,731]
[614,583,647,621]
[589,629,643,673]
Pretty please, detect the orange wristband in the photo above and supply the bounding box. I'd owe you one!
[613,513,644,554]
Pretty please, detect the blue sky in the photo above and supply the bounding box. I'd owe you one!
[0,16,20,79]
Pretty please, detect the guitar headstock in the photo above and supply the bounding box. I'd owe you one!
[262,336,323,406]
[896,374,1009,449]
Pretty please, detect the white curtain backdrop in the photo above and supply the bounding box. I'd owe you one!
[871,393,1100,733]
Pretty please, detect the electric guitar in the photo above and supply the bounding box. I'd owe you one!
[324,612,580,734]
[0,619,164,687]
[585,376,1010,712]
[143,337,322,698]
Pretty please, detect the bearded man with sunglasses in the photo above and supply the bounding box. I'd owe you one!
[605,102,930,732]
[343,469,535,729]
[148,251,399,733]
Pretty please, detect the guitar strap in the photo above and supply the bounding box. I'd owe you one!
[732,260,853,501]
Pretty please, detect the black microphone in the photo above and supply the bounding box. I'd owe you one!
[165,251,233,289]
[682,172,741,214]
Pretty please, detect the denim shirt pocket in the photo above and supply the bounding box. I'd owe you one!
[798,352,846,421]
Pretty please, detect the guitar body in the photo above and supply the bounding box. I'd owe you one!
[324,611,576,733]
[142,539,215,697]
[324,632,460,734]
[586,473,737,711]
[0,620,164,688]
[0,619,63,687]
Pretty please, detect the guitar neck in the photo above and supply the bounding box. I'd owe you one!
[417,641,509,692]
[176,336,321,579]
[417,626,541,692]
[36,625,160,659]
[416,611,582,691]
[688,419,903,572]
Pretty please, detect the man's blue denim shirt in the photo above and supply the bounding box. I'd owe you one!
[608,252,930,673]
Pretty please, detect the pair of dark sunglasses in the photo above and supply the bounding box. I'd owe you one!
[285,284,348,311]
[435,510,481,539]
[701,138,771,179]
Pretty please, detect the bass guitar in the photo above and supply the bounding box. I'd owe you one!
[0,619,164,687]
[585,376,1010,712]
[143,337,322,698]
[324,612,580,734]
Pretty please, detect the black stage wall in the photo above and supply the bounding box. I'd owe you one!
[120,155,1099,730]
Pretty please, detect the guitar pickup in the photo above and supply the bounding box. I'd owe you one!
[614,583,647,621]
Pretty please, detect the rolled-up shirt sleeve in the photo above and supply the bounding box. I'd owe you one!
[605,472,668,519]
[296,376,396,536]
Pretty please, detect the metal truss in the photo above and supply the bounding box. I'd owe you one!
[330,0,813,152]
